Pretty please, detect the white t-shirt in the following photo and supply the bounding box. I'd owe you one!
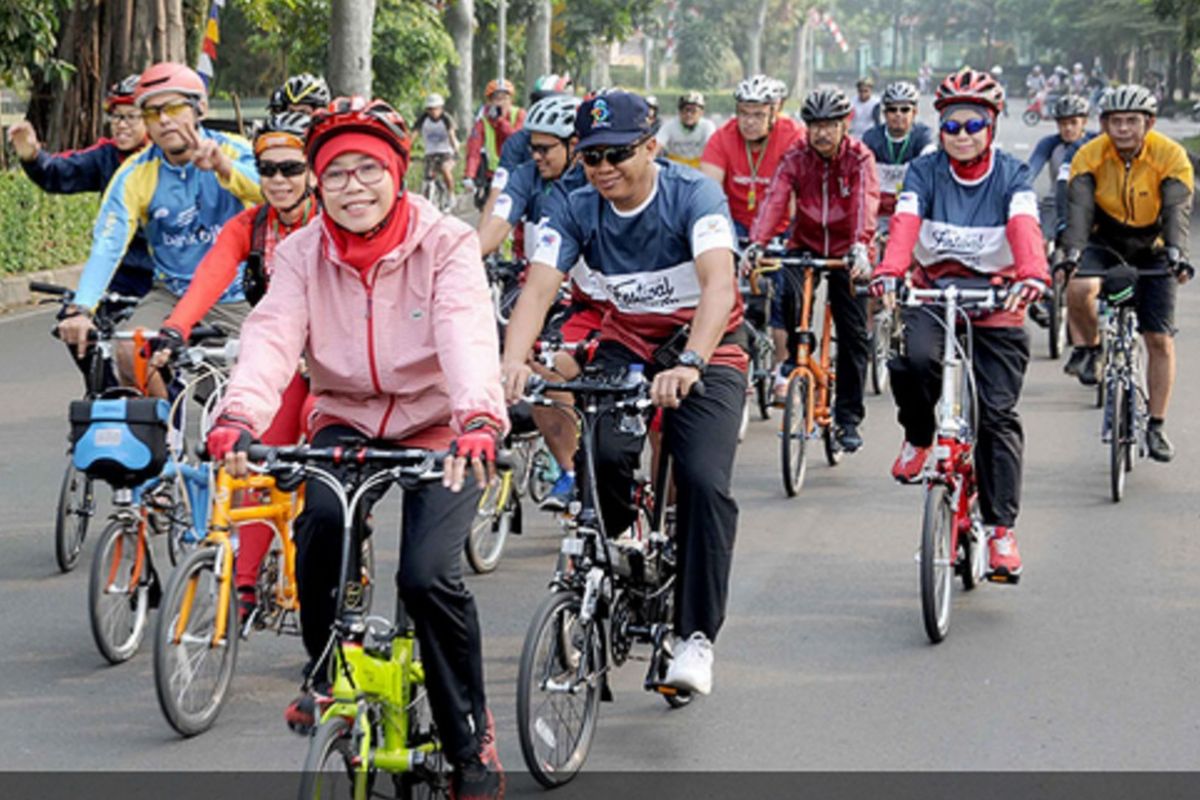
[849,96,880,138]
[655,116,717,167]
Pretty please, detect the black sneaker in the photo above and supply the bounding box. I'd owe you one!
[836,423,863,453]
[1063,347,1088,377]
[284,680,332,736]
[1077,348,1100,386]
[451,759,503,800]
[1147,425,1175,462]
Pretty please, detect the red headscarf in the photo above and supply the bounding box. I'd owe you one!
[314,132,411,274]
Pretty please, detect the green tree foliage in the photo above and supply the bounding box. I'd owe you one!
[676,9,730,89]
[0,0,73,85]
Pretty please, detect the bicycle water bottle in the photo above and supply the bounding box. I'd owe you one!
[617,364,649,437]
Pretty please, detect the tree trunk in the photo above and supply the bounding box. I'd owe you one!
[329,0,376,97]
[789,19,810,100]
[164,0,186,62]
[524,0,552,91]
[590,41,611,89]
[1167,45,1179,105]
[745,0,769,77]
[444,0,474,139]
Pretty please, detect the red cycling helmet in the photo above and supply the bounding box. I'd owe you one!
[307,96,411,169]
[105,74,140,111]
[934,67,1005,115]
[134,62,207,108]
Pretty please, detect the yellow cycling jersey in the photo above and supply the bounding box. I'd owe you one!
[666,152,703,169]
[1068,130,1193,230]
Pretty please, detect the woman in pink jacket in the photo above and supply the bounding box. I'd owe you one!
[206,97,507,799]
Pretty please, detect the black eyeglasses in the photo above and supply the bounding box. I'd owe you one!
[885,105,915,114]
[941,118,990,136]
[530,142,563,158]
[257,159,308,178]
[580,135,650,168]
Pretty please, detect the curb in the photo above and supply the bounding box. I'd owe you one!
[0,264,84,315]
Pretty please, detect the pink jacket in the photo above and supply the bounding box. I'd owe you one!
[218,194,508,447]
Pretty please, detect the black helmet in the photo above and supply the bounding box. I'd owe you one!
[1053,95,1090,119]
[800,88,852,123]
[269,73,331,113]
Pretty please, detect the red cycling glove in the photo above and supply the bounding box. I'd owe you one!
[451,416,502,463]
[207,414,255,461]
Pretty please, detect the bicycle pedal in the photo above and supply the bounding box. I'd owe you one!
[986,570,1020,585]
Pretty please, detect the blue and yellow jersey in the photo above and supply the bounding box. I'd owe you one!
[74,126,261,309]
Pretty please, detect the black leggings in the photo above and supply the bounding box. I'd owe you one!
[889,310,1030,527]
[292,425,487,766]
[587,343,745,642]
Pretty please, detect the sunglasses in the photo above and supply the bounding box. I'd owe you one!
[940,118,990,136]
[530,142,563,158]
[885,106,915,114]
[141,100,196,124]
[257,159,307,178]
[580,135,649,168]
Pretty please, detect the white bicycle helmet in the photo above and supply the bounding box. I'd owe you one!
[881,81,920,106]
[525,95,582,139]
[735,75,775,104]
[1099,84,1158,117]
[424,93,445,109]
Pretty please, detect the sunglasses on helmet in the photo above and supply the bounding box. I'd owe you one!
[940,117,990,136]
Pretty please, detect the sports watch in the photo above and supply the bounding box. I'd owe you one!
[677,349,706,374]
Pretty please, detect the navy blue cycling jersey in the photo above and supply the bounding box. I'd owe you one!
[21,138,154,295]
[896,148,1040,275]
[862,122,936,211]
[1027,130,1098,186]
[533,159,745,368]
[498,128,533,172]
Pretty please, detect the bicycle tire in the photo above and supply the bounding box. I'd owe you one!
[88,518,151,663]
[1110,381,1126,502]
[737,394,751,443]
[755,369,772,420]
[154,546,240,736]
[1048,273,1068,359]
[298,714,367,800]
[55,461,93,573]
[465,479,513,575]
[781,374,809,497]
[870,314,891,395]
[920,483,954,643]
[1022,109,1040,126]
[517,589,603,788]
[959,491,985,591]
[527,441,556,505]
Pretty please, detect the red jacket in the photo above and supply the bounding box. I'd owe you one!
[748,136,880,258]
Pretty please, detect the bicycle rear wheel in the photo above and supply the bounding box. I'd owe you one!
[755,368,772,420]
[1048,272,1068,359]
[527,440,557,505]
[55,460,94,573]
[738,393,751,443]
[920,484,954,643]
[88,519,151,663]
[781,375,809,497]
[154,545,240,736]
[1109,381,1126,502]
[465,476,514,575]
[299,714,369,800]
[517,590,603,788]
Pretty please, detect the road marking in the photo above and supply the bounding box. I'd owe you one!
[0,305,56,325]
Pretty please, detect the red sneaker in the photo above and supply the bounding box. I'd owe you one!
[891,441,931,483]
[987,526,1022,584]
[284,683,332,736]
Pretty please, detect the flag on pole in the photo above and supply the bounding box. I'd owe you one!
[195,0,226,88]
[821,12,849,54]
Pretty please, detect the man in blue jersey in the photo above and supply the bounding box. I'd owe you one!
[861,81,936,228]
[57,62,261,393]
[477,94,604,510]
[501,91,745,697]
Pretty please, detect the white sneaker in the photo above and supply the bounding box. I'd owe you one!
[772,366,789,402]
[663,632,713,696]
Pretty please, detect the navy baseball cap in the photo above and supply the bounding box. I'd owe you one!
[575,91,657,149]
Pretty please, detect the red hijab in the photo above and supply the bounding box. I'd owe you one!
[314,132,411,274]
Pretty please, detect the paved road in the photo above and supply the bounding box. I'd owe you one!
[1,113,1198,782]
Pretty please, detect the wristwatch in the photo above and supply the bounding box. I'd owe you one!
[677,349,706,374]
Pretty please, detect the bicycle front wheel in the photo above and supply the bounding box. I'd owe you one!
[870,314,891,394]
[154,546,239,736]
[55,460,94,573]
[88,519,151,663]
[465,477,514,575]
[1048,274,1068,359]
[517,590,603,788]
[920,484,955,644]
[1109,382,1126,502]
[299,714,371,800]
[781,374,809,497]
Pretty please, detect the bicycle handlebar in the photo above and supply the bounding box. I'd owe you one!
[246,443,514,472]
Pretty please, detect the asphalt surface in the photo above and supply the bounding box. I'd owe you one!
[1,109,1199,781]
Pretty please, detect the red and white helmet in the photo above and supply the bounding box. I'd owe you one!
[134,62,207,108]
[934,67,1005,115]
[307,96,411,168]
[105,74,140,111]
